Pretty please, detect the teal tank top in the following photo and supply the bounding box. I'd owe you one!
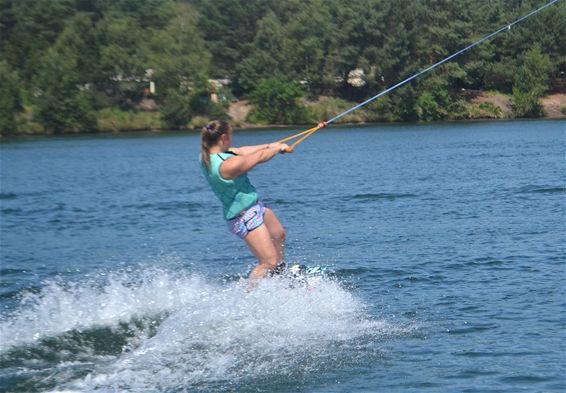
[201,152,259,220]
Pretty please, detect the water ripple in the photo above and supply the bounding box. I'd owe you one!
[348,193,417,202]
[517,185,565,194]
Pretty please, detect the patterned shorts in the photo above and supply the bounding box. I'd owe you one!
[227,201,266,239]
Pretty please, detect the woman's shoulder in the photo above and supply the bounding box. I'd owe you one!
[215,151,238,161]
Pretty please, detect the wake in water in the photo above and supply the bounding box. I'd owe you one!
[0,266,410,392]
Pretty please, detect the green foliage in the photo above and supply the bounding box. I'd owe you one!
[1,0,75,83]
[32,48,97,133]
[308,96,364,124]
[160,89,194,129]
[105,0,177,30]
[193,0,272,79]
[159,86,230,130]
[55,14,100,84]
[413,67,470,121]
[465,102,505,120]
[511,88,542,118]
[483,60,517,93]
[148,3,213,129]
[148,4,210,94]
[1,0,565,134]
[15,106,45,135]
[511,45,552,118]
[0,61,23,134]
[235,12,288,93]
[97,108,162,132]
[248,77,308,124]
[29,15,99,132]
[365,97,398,123]
[283,0,333,92]
[415,92,445,121]
[97,17,149,81]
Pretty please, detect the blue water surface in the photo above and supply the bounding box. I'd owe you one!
[0,120,565,392]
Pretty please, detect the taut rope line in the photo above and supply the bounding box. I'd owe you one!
[278,0,562,152]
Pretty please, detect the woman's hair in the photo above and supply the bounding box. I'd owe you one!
[201,120,231,170]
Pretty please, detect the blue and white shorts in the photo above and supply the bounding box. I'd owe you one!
[227,201,266,239]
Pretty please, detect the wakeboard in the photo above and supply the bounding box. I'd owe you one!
[270,263,329,288]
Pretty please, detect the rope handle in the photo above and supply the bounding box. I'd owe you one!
[277,122,327,152]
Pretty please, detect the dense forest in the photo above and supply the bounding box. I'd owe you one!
[0,0,565,135]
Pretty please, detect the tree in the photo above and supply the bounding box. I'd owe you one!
[148,4,212,128]
[30,14,100,132]
[511,45,552,118]
[283,0,334,94]
[1,0,564,134]
[97,16,149,82]
[1,0,75,84]
[32,48,96,133]
[0,61,23,134]
[192,0,272,79]
[249,77,308,124]
[159,88,193,129]
[52,13,100,85]
[148,4,210,94]
[235,12,289,93]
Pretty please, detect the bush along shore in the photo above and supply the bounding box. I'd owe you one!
[1,0,565,136]
[5,91,566,137]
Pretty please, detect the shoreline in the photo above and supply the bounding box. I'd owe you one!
[2,93,564,139]
[2,117,564,142]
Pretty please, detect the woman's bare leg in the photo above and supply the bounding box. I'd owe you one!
[243,208,287,289]
[263,208,286,264]
[245,224,279,286]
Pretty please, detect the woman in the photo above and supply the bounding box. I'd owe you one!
[200,120,290,286]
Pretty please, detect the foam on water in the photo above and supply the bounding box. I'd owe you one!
[0,268,207,352]
[0,267,407,392]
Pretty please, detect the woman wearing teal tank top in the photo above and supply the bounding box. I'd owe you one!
[200,121,290,287]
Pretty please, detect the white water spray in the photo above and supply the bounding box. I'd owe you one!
[0,267,411,392]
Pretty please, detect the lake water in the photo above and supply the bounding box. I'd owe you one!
[0,120,564,392]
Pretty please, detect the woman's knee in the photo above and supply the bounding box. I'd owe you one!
[275,228,286,242]
[264,209,285,239]
[259,255,279,269]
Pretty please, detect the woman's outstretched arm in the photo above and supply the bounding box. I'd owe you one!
[220,143,289,180]
[230,144,276,156]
